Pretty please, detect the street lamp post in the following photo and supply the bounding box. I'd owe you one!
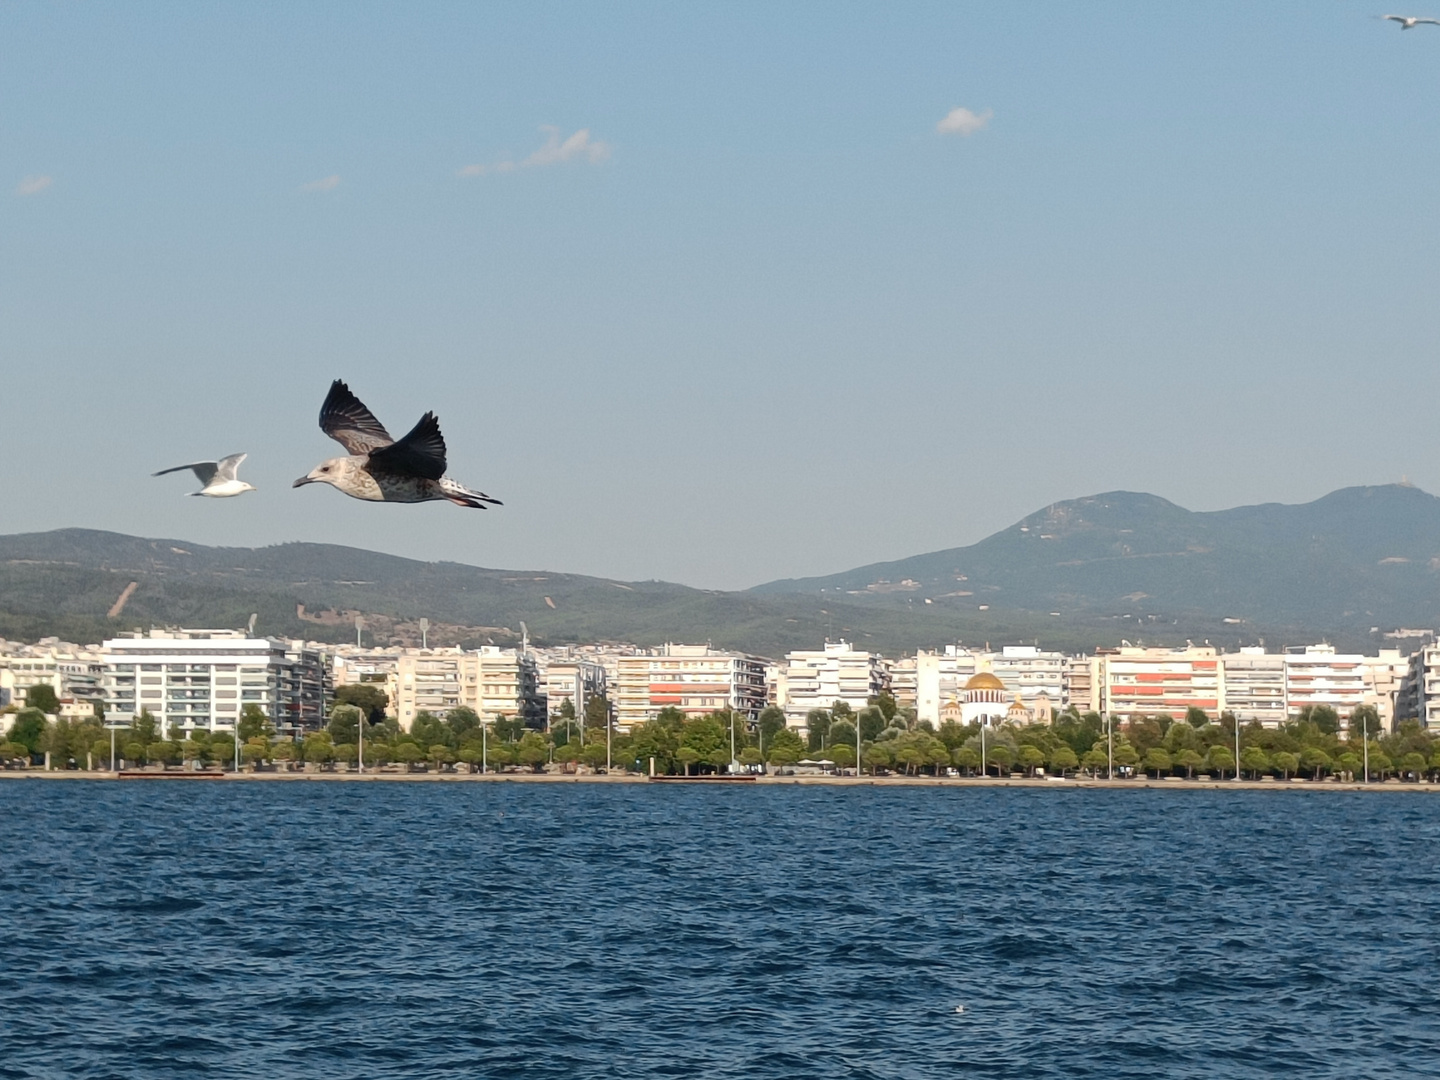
[357,709,364,774]
[482,718,488,775]
[981,723,987,779]
[1234,714,1240,783]
[1363,714,1369,784]
[1107,713,1114,780]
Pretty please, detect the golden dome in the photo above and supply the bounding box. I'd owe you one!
[964,672,1006,691]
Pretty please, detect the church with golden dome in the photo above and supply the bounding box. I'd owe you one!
[961,670,1008,727]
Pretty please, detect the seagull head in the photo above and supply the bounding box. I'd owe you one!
[294,459,344,489]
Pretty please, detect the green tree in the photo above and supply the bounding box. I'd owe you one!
[1017,745,1046,776]
[868,693,898,722]
[766,727,805,768]
[675,746,701,775]
[756,706,786,755]
[987,744,1016,776]
[428,743,455,771]
[409,711,451,751]
[393,742,425,770]
[446,707,480,740]
[1048,744,1079,776]
[1300,747,1332,780]
[829,744,856,770]
[1206,745,1235,780]
[1240,746,1270,779]
[951,746,980,775]
[1175,748,1205,779]
[327,703,365,745]
[856,706,887,742]
[1113,743,1140,773]
[132,710,159,746]
[1271,751,1300,780]
[238,704,273,742]
[1080,747,1109,775]
[1399,751,1427,779]
[1348,704,1381,740]
[515,731,548,770]
[862,742,894,773]
[805,709,833,752]
[25,684,60,714]
[1143,747,1173,778]
[1184,706,1209,729]
[583,694,611,731]
[1369,750,1394,779]
[334,683,389,725]
[1300,704,1340,735]
[0,741,31,765]
[9,708,47,754]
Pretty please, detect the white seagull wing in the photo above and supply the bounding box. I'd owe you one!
[154,461,218,485]
[214,453,247,482]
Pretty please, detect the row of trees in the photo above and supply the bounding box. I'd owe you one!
[6,687,1440,782]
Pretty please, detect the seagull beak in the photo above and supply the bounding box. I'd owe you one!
[293,476,314,488]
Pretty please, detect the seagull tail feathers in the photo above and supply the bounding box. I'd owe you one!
[441,479,503,510]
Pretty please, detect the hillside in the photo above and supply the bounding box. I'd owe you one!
[751,484,1440,644]
[3,485,1436,657]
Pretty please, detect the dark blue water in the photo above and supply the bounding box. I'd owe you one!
[2,782,1438,1078]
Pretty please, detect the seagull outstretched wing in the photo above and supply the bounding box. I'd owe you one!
[367,412,448,480]
[1417,16,1440,23]
[320,380,394,454]
[154,461,219,485]
[214,453,247,482]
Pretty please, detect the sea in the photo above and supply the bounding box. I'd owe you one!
[1,781,1437,1078]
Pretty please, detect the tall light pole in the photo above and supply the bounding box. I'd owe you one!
[355,616,364,649]
[1234,714,1240,783]
[357,707,365,774]
[606,707,612,773]
[981,723,987,779]
[1107,713,1114,780]
[481,717,488,775]
[419,618,429,650]
[1363,713,1369,784]
[856,714,861,778]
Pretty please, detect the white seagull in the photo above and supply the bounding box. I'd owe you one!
[1383,14,1440,28]
[153,453,256,497]
[293,380,501,509]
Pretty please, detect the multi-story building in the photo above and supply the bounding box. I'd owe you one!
[1282,645,1367,721]
[533,648,607,724]
[101,630,331,735]
[394,646,542,731]
[913,647,978,726]
[613,644,767,731]
[332,646,405,716]
[777,641,888,728]
[0,639,105,712]
[988,645,1067,720]
[1101,645,1220,720]
[1219,647,1286,727]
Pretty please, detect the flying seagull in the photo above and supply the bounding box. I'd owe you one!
[293,380,502,509]
[153,453,255,497]
[1383,14,1440,27]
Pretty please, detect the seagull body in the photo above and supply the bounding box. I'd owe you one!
[153,453,255,497]
[1384,14,1440,27]
[293,380,501,509]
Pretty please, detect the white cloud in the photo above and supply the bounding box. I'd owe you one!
[936,107,993,136]
[300,174,341,192]
[15,175,53,196]
[459,126,611,178]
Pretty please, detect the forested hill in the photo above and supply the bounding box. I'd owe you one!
[3,485,1436,656]
[751,484,1440,642]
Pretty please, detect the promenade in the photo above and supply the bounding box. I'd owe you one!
[3,770,1438,791]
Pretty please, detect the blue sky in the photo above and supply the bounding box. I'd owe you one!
[3,2,1439,589]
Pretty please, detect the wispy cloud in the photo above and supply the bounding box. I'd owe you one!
[936,107,993,136]
[460,126,611,178]
[300,174,341,193]
[15,175,53,196]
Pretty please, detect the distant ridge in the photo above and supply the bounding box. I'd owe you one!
[751,484,1440,642]
[2,484,1438,655]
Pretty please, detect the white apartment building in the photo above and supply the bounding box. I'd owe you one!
[913,647,978,726]
[332,646,405,716]
[777,641,888,728]
[535,652,607,723]
[1219,648,1286,727]
[988,646,1067,719]
[1397,643,1440,731]
[102,630,331,735]
[0,640,105,712]
[613,644,767,731]
[393,646,542,730]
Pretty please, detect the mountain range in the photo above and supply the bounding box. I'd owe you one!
[3,484,1438,656]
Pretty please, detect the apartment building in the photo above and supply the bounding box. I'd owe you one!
[913,647,978,726]
[533,648,607,723]
[1101,646,1221,720]
[777,640,888,728]
[102,630,331,735]
[0,640,105,712]
[613,644,767,731]
[394,646,542,730]
[1218,648,1286,727]
[988,646,1067,720]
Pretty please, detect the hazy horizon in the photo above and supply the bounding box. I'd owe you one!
[5,3,1438,589]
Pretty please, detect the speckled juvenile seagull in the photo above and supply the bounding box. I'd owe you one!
[153,453,255,497]
[292,380,502,509]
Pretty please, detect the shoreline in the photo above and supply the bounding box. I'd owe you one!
[2,770,1438,792]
